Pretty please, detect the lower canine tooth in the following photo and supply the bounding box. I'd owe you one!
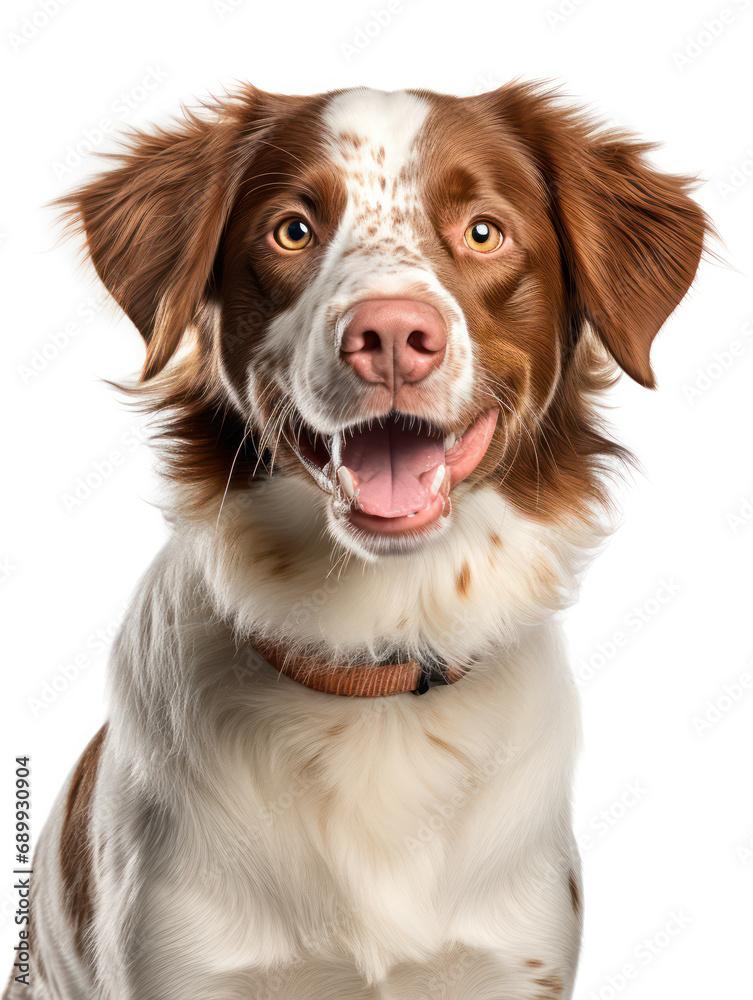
[429,465,445,498]
[444,433,456,451]
[337,466,356,499]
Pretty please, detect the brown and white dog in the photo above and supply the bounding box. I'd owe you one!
[7,83,707,999]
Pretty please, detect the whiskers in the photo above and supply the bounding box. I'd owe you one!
[481,376,557,508]
[215,415,254,533]
[214,380,297,532]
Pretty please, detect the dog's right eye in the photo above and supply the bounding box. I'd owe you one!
[464,220,504,254]
[273,218,314,251]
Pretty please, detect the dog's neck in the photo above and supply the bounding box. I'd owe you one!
[178,474,603,665]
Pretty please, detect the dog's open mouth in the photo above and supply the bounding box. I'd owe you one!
[294,408,499,535]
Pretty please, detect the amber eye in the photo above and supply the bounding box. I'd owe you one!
[464,220,503,254]
[274,218,313,251]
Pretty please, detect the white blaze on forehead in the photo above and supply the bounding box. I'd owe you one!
[322,87,430,176]
[321,88,430,260]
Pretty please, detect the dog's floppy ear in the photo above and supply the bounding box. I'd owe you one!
[482,83,709,387]
[59,93,259,380]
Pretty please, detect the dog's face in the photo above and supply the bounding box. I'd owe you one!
[66,84,706,558]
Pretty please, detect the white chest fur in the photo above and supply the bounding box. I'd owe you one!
[119,612,579,985]
[103,478,591,993]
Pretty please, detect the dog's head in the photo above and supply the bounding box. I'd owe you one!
[64,83,707,559]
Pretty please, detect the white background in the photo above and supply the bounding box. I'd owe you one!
[1,0,751,996]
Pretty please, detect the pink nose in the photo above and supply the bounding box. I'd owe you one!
[341,299,447,390]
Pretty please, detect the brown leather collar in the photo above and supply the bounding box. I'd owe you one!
[256,640,467,697]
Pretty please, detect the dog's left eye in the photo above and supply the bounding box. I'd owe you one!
[464,220,504,254]
[274,218,314,251]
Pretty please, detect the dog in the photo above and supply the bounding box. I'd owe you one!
[6,82,707,999]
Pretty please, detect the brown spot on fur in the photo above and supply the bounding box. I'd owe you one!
[60,724,108,957]
[423,730,463,761]
[326,721,349,737]
[455,561,471,598]
[489,532,503,549]
[525,959,544,968]
[533,973,564,997]
[256,540,295,579]
[568,868,581,916]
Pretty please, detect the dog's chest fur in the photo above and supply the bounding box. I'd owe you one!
[128,620,578,987]
[104,481,584,989]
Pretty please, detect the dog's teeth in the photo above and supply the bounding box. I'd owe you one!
[444,432,456,451]
[337,466,357,499]
[429,465,446,498]
[329,433,343,472]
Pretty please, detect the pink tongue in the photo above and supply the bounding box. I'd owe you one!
[342,420,444,518]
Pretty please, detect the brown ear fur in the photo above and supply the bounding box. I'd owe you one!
[58,90,261,380]
[480,83,709,387]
